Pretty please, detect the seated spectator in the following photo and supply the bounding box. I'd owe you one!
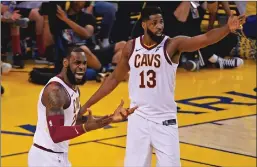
[40,1,126,75]
[196,2,244,70]
[159,1,244,71]
[1,1,45,68]
[86,1,117,48]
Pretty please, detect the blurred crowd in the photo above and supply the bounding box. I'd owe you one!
[1,1,256,94]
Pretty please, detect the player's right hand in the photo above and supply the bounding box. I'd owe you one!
[83,109,112,132]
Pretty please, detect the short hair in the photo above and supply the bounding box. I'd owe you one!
[65,46,85,59]
[141,6,163,21]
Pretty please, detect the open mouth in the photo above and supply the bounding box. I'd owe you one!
[75,72,84,80]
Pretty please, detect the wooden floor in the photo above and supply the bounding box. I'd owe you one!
[1,2,256,167]
[1,58,256,166]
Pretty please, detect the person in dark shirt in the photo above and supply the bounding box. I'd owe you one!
[40,1,97,72]
[40,1,125,74]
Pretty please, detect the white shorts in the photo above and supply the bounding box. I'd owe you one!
[28,145,71,167]
[124,113,181,167]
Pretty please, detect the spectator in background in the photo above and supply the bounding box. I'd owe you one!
[183,2,244,70]
[1,2,18,71]
[1,1,25,68]
[1,1,45,68]
[234,1,247,15]
[111,1,145,42]
[40,1,95,72]
[40,1,126,75]
[86,1,117,48]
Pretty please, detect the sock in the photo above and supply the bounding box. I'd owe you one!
[11,35,22,55]
[101,38,110,48]
[97,65,106,73]
[208,54,219,63]
[36,34,45,57]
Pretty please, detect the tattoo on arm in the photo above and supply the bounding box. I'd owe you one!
[45,84,67,116]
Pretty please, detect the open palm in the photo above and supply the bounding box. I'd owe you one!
[111,100,138,123]
[227,15,246,32]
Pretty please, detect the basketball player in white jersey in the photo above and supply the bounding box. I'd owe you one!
[28,47,137,166]
[81,7,245,167]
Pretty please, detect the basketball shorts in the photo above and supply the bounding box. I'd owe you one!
[28,144,71,167]
[124,113,181,167]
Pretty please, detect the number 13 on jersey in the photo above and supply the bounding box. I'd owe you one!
[139,70,156,88]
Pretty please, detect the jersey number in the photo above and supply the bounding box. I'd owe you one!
[139,70,156,88]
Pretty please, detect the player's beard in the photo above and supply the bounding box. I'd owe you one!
[147,28,164,43]
[66,65,87,85]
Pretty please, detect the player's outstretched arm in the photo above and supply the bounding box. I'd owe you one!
[79,40,134,116]
[81,100,137,126]
[43,83,112,143]
[173,15,245,53]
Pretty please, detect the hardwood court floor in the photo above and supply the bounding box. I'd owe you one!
[1,59,256,166]
[1,2,256,166]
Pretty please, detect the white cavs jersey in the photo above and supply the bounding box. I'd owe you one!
[33,76,81,152]
[128,35,178,124]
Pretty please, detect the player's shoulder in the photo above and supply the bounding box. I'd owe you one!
[43,81,66,97]
[127,39,136,46]
[121,39,136,57]
[41,81,70,107]
[166,35,191,47]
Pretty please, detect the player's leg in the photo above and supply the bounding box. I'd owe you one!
[124,114,152,167]
[61,153,72,167]
[151,121,181,167]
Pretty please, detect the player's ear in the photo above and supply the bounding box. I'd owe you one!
[142,21,146,30]
[63,58,69,68]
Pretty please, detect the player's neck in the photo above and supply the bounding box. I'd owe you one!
[58,73,77,90]
[142,35,157,47]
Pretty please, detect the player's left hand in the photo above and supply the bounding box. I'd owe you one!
[111,100,138,123]
[227,15,246,32]
[56,5,68,22]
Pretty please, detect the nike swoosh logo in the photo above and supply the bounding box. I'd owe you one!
[135,48,143,52]
[74,127,79,134]
[155,46,162,52]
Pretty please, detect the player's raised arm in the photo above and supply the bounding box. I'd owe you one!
[80,40,134,114]
[43,83,112,143]
[174,15,245,53]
